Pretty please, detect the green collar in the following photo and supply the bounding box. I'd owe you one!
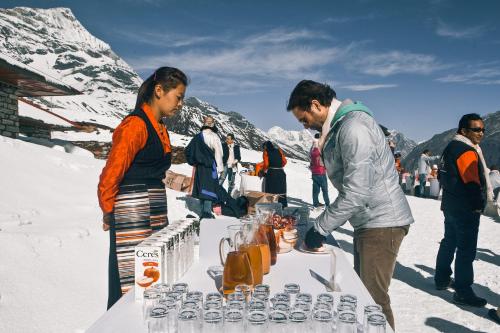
[330,101,373,129]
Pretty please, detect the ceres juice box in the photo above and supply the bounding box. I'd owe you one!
[134,241,165,301]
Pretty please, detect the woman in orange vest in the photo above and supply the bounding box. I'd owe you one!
[98,67,188,308]
[262,141,288,207]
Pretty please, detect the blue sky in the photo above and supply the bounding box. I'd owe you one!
[5,0,500,141]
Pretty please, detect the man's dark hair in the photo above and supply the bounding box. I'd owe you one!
[227,133,234,140]
[314,133,320,139]
[423,149,430,155]
[286,80,336,111]
[490,165,499,171]
[457,113,483,133]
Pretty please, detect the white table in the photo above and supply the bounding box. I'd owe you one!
[240,174,263,194]
[87,218,393,332]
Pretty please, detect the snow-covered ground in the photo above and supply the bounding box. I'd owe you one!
[0,135,498,333]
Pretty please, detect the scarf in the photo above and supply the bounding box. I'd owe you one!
[318,99,342,151]
[452,134,494,202]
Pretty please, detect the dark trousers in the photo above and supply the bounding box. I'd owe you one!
[418,174,427,197]
[107,226,122,309]
[219,167,235,195]
[435,210,480,295]
[312,174,330,206]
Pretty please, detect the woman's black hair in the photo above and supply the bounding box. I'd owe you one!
[263,141,276,151]
[286,80,336,111]
[135,67,189,109]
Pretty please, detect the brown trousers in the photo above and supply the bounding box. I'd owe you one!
[353,225,409,331]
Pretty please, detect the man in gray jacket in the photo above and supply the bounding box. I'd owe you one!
[287,80,414,330]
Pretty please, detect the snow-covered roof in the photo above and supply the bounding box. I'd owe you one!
[0,53,80,97]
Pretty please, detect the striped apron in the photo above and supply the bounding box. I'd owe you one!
[107,183,168,308]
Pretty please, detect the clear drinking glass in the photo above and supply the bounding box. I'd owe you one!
[246,311,268,333]
[148,306,168,333]
[235,284,251,301]
[227,291,245,303]
[268,310,288,333]
[366,312,387,333]
[254,284,270,297]
[272,292,290,305]
[143,291,162,321]
[152,283,170,299]
[273,301,290,313]
[248,299,266,312]
[177,308,200,333]
[363,304,383,331]
[312,309,333,333]
[293,301,311,314]
[289,309,308,333]
[226,300,245,311]
[204,300,223,311]
[172,282,189,295]
[157,298,178,333]
[186,291,204,303]
[313,301,332,312]
[223,309,244,333]
[316,293,334,306]
[205,292,222,303]
[284,283,300,304]
[295,293,312,305]
[202,309,223,333]
[336,310,357,333]
[339,294,357,309]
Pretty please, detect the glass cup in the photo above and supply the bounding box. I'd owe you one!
[295,293,312,305]
[248,299,266,312]
[202,309,223,333]
[268,310,288,333]
[366,312,387,333]
[254,284,270,297]
[316,293,334,306]
[177,308,200,333]
[339,294,357,309]
[205,292,222,303]
[227,291,245,303]
[313,301,332,312]
[226,300,245,311]
[143,291,162,322]
[204,300,223,311]
[235,284,251,302]
[312,309,333,332]
[293,301,311,314]
[273,301,290,313]
[172,282,189,295]
[224,309,244,333]
[148,306,168,333]
[336,310,357,333]
[272,292,290,305]
[246,311,268,333]
[157,298,178,333]
[289,309,308,333]
[284,283,300,304]
[364,304,383,331]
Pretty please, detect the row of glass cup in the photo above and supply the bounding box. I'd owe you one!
[144,282,387,333]
[141,219,199,285]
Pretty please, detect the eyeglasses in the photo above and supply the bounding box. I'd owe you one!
[467,127,485,133]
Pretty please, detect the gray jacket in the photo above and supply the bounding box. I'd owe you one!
[314,101,414,235]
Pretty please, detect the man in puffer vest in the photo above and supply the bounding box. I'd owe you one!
[287,80,414,330]
[434,113,493,307]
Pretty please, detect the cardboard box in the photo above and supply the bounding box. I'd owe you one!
[164,170,192,193]
[245,191,280,214]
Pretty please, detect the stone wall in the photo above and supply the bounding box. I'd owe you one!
[0,82,19,138]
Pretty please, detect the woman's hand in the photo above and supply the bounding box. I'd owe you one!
[102,213,113,231]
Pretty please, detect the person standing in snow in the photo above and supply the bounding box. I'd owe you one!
[219,133,241,196]
[98,67,188,309]
[434,113,494,307]
[310,133,330,208]
[287,80,414,330]
[262,140,288,208]
[489,165,500,199]
[185,116,224,219]
[417,149,440,197]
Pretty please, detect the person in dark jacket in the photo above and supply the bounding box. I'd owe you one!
[98,67,187,308]
[434,113,491,307]
[220,133,241,195]
[262,141,288,207]
[185,116,223,219]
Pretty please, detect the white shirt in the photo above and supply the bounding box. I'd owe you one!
[227,143,237,170]
[202,128,224,173]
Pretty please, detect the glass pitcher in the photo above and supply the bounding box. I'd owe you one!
[239,222,263,285]
[249,217,271,275]
[255,213,278,266]
[219,225,254,295]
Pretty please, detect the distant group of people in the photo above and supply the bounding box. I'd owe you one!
[96,67,498,328]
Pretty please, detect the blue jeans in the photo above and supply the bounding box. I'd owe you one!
[219,166,235,195]
[418,174,427,197]
[312,174,330,206]
[435,210,480,294]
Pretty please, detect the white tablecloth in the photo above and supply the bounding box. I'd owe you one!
[87,218,393,332]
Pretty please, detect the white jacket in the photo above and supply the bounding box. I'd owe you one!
[202,129,224,174]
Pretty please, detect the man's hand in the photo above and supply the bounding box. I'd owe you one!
[304,226,326,249]
[102,213,113,232]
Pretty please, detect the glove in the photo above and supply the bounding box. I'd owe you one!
[304,226,326,249]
